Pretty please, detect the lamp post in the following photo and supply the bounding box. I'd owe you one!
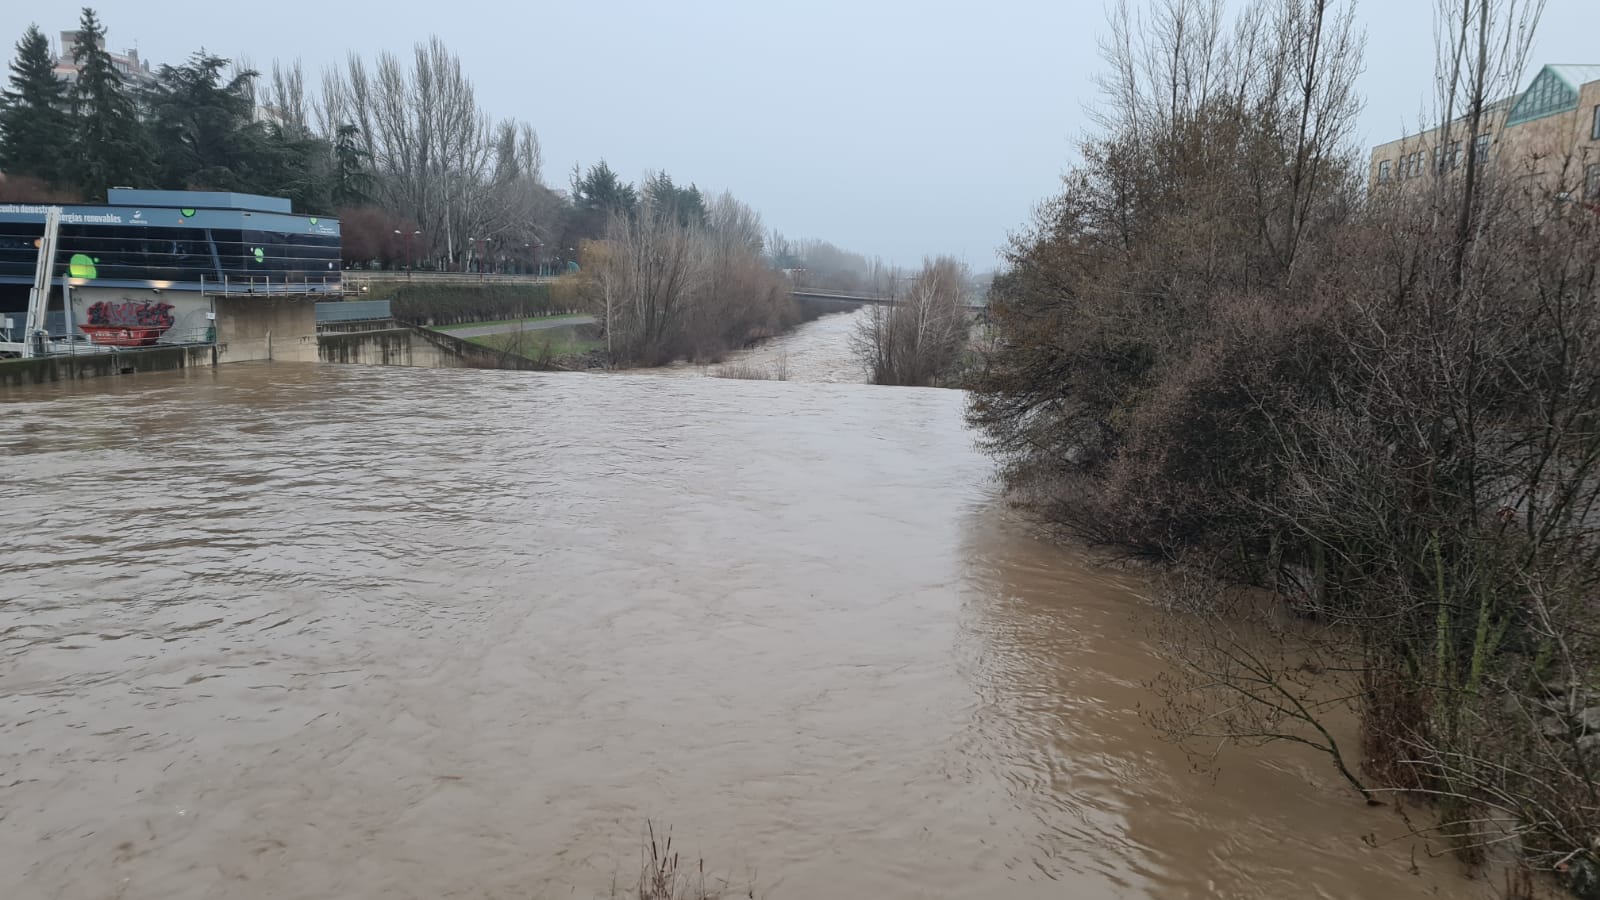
[394,229,422,281]
[469,236,488,280]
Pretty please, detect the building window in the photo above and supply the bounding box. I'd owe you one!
[1587,164,1600,202]
[1475,133,1491,162]
[1592,104,1600,141]
[1378,159,1391,183]
[1448,141,1462,169]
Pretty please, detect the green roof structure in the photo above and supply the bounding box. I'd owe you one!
[1505,65,1600,127]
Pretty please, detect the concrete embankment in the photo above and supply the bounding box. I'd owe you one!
[3,294,320,388]
[317,324,555,371]
[3,290,557,388]
[0,344,216,388]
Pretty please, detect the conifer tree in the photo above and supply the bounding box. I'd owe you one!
[0,24,72,184]
[67,7,151,198]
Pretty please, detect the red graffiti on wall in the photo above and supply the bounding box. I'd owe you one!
[86,301,175,328]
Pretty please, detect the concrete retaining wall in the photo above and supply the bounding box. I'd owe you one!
[4,307,548,390]
[317,327,448,368]
[410,326,556,371]
[317,325,554,371]
[0,344,214,388]
[214,295,318,364]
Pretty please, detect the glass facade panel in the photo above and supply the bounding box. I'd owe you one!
[50,226,216,282]
[0,223,42,275]
[0,219,340,287]
[223,229,340,281]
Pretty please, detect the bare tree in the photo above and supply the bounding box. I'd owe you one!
[317,37,549,269]
[572,187,795,367]
[265,58,310,137]
[1093,0,1226,138]
[853,256,970,386]
[587,202,709,365]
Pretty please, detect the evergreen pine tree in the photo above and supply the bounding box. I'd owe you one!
[332,123,372,206]
[260,121,335,213]
[0,24,72,184]
[146,51,264,191]
[67,8,151,198]
[569,160,637,240]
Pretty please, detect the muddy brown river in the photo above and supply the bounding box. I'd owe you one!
[1,313,1493,898]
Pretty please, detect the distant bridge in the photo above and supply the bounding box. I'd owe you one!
[789,288,892,304]
[790,287,988,311]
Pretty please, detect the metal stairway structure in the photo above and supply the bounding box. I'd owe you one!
[21,206,62,359]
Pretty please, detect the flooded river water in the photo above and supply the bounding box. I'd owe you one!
[1,313,1493,898]
[651,306,870,383]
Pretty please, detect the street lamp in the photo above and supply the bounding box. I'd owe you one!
[394,229,422,281]
[469,236,488,279]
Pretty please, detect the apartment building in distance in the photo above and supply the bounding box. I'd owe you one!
[50,29,159,90]
[1369,64,1600,205]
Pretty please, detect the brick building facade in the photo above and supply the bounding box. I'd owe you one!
[1369,65,1600,203]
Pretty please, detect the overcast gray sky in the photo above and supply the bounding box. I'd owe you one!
[4,1,1597,266]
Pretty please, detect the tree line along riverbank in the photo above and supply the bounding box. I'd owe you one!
[965,0,1600,894]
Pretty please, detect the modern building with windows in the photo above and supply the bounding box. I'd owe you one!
[0,189,340,357]
[1369,64,1600,204]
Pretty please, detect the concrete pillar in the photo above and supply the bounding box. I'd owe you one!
[213,295,319,364]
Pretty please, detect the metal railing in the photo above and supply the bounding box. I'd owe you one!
[0,325,216,358]
[341,271,559,288]
[2,308,217,356]
[200,274,348,295]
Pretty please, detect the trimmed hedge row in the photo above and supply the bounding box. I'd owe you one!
[374,283,563,327]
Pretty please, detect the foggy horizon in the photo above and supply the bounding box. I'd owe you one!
[4,0,1597,268]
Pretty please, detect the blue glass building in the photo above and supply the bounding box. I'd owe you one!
[0,189,341,296]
